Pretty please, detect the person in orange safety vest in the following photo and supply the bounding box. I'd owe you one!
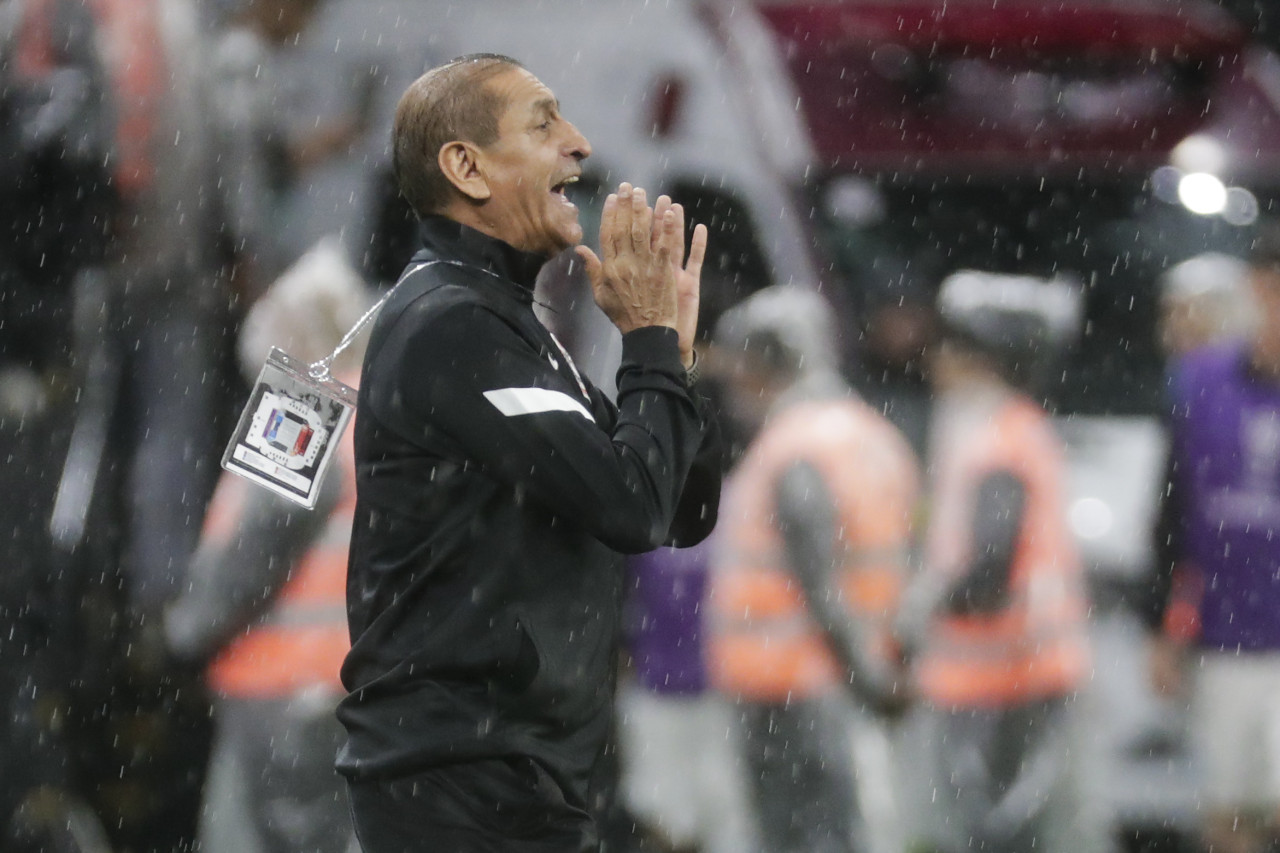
[705,284,921,853]
[895,270,1099,853]
[159,239,373,853]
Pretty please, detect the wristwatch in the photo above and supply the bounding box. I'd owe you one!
[684,349,701,386]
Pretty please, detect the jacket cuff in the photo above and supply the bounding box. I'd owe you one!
[619,326,685,378]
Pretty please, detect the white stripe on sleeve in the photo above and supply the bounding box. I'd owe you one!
[483,387,595,423]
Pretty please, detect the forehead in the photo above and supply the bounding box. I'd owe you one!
[489,67,557,123]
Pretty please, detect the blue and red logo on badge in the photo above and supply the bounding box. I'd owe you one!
[246,391,327,470]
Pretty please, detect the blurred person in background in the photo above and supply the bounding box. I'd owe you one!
[156,238,373,853]
[848,260,940,461]
[895,271,1098,853]
[0,0,116,849]
[210,0,377,304]
[92,0,231,612]
[48,2,236,849]
[65,0,382,842]
[616,538,760,853]
[1157,251,1256,360]
[1145,219,1280,853]
[705,284,920,853]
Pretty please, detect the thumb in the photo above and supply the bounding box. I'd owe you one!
[574,245,603,289]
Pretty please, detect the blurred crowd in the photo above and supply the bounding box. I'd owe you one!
[2,1,1279,853]
[0,0,410,850]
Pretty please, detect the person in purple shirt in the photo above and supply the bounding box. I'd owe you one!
[617,538,758,853]
[627,542,711,697]
[1146,217,1280,853]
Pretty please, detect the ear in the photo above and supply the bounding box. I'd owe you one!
[438,140,491,202]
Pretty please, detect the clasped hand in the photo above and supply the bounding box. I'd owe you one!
[576,183,707,368]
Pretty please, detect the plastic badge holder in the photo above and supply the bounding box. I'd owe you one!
[221,260,441,507]
[221,347,356,509]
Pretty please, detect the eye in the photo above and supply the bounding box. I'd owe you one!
[536,120,552,131]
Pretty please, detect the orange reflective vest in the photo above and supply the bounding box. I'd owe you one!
[707,397,920,702]
[204,388,356,699]
[914,392,1089,708]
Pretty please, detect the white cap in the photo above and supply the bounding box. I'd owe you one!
[713,284,840,377]
[937,270,1083,351]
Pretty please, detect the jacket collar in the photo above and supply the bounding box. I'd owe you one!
[414,215,547,297]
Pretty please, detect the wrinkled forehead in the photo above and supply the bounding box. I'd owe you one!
[489,67,559,124]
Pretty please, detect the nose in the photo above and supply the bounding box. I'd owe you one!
[564,120,591,162]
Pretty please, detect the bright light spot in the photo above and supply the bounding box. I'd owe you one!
[1171,133,1228,175]
[1178,172,1228,216]
[1070,497,1114,541]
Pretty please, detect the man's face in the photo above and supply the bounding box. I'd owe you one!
[720,353,780,443]
[476,68,591,256]
[1159,297,1210,358]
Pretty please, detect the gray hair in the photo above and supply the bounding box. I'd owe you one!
[392,54,523,218]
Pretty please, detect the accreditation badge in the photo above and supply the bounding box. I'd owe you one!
[221,347,355,508]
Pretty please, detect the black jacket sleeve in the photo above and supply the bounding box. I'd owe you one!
[365,300,719,553]
[664,390,722,547]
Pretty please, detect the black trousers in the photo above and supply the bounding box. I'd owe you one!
[346,757,597,853]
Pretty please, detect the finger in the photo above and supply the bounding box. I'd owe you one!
[574,245,603,290]
[598,193,619,261]
[654,211,674,277]
[612,184,634,258]
[656,206,680,261]
[685,222,708,280]
[652,195,672,252]
[669,202,687,268]
[631,187,650,253]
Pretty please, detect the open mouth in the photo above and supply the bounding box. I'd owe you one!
[551,175,579,196]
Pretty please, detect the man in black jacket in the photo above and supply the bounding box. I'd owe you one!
[336,54,721,852]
